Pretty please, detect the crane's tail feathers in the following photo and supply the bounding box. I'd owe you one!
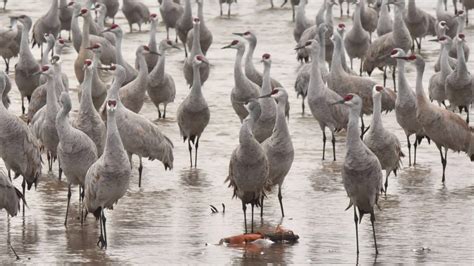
[344,200,353,211]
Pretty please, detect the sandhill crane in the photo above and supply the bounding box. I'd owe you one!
[187,0,213,56]
[104,65,174,187]
[363,0,412,90]
[74,59,106,157]
[136,13,159,73]
[184,18,210,87]
[147,40,180,119]
[364,85,404,193]
[252,54,277,143]
[0,71,42,204]
[176,0,193,58]
[391,49,428,166]
[445,33,472,123]
[160,0,183,42]
[359,0,378,41]
[428,37,452,107]
[59,0,73,40]
[399,54,474,182]
[222,39,260,122]
[259,88,294,217]
[177,55,211,168]
[294,24,330,114]
[0,17,21,73]
[32,0,61,52]
[56,91,98,225]
[344,2,370,76]
[403,0,436,50]
[220,0,236,17]
[122,0,150,32]
[334,93,383,255]
[298,39,348,161]
[433,25,457,72]
[293,0,314,43]
[376,0,392,37]
[233,31,283,89]
[103,24,138,85]
[0,170,25,217]
[226,100,269,233]
[436,0,459,38]
[84,99,132,249]
[119,45,157,114]
[12,15,41,115]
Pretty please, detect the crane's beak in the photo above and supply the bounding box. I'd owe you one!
[101,28,111,33]
[149,51,161,56]
[232,32,244,37]
[331,99,345,105]
[33,71,42,76]
[258,92,272,98]
[221,44,232,49]
[428,38,439,42]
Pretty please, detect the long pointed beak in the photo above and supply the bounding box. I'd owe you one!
[294,45,306,50]
[428,38,439,42]
[86,46,94,50]
[33,71,42,76]
[258,92,272,99]
[150,51,161,56]
[101,29,110,33]
[221,44,232,49]
[331,99,345,105]
[233,32,244,36]
[172,44,181,50]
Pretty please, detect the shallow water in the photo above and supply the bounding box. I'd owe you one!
[1,0,473,264]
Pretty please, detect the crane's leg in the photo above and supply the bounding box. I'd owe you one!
[138,156,143,187]
[353,206,359,254]
[228,3,231,18]
[47,152,52,171]
[292,5,295,22]
[58,158,62,180]
[332,132,336,161]
[102,209,107,248]
[166,27,170,40]
[322,130,327,160]
[416,38,422,50]
[359,58,363,77]
[129,23,133,33]
[21,97,25,114]
[188,139,193,167]
[383,67,387,87]
[163,104,168,119]
[280,0,287,7]
[184,43,188,58]
[158,104,162,119]
[465,106,469,124]
[438,145,447,183]
[414,135,420,165]
[301,97,305,114]
[347,1,350,16]
[278,185,285,217]
[392,66,397,92]
[270,0,274,8]
[260,196,264,218]
[79,186,84,225]
[22,178,26,214]
[251,203,255,233]
[407,135,412,166]
[350,58,353,70]
[3,58,9,73]
[64,184,71,226]
[370,210,379,254]
[194,136,200,168]
[242,201,247,234]
[97,209,105,248]
[340,5,343,18]
[220,3,223,16]
[384,171,389,196]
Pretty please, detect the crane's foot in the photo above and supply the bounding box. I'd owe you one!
[97,235,107,249]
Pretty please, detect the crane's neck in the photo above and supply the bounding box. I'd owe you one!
[331,37,346,75]
[191,23,202,54]
[407,0,417,17]
[191,64,203,98]
[440,44,453,76]
[81,15,92,49]
[234,47,246,87]
[396,59,411,97]
[456,18,465,34]
[339,31,349,72]
[136,51,148,79]
[71,7,81,48]
[197,2,204,22]
[151,46,166,79]
[103,109,127,166]
[148,21,157,51]
[393,2,409,40]
[261,62,272,95]
[415,62,429,106]
[41,41,54,65]
[296,1,308,26]
[273,99,290,139]
[318,30,326,63]
[240,117,258,147]
[308,48,324,97]
[108,75,123,105]
[246,38,257,71]
[437,0,444,14]
[115,32,124,65]
[315,0,326,25]
[56,100,72,138]
[371,94,383,131]
[353,5,364,31]
[46,0,59,21]
[346,104,364,153]
[325,4,334,27]
[455,41,468,74]
[97,9,106,30]
[19,22,33,60]
[46,75,59,120]
[184,0,192,17]
[80,68,95,110]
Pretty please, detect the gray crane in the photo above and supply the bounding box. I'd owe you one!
[253,54,277,143]
[293,0,314,43]
[0,170,25,217]
[298,39,348,161]
[59,0,73,40]
[445,33,472,123]
[160,0,183,42]
[32,0,61,53]
[136,13,159,73]
[376,0,392,37]
[187,0,213,56]
[176,0,193,58]
[344,2,370,76]
[119,45,158,114]
[74,59,106,157]
[147,40,180,119]
[294,24,330,114]
[399,54,474,182]
[436,0,459,38]
[177,55,211,168]
[0,17,21,73]
[0,71,42,206]
[100,0,120,22]
[226,100,269,233]
[403,0,437,51]
[433,24,457,72]
[334,93,383,255]
[429,36,452,107]
[103,24,138,85]
[222,39,260,122]
[74,8,116,84]
[364,85,404,194]
[363,0,412,90]
[359,0,378,41]
[104,65,174,187]
[12,15,41,115]
[259,88,294,218]
[122,0,150,32]
[184,18,210,87]
[56,91,98,226]
[84,99,132,249]
[449,12,469,60]
[391,48,428,166]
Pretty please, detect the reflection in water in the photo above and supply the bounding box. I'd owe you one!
[0,0,473,263]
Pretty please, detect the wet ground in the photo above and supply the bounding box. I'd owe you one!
[1,0,473,264]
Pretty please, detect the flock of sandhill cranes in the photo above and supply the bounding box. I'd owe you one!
[0,0,472,255]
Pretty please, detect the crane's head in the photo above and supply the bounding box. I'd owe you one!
[77,8,89,17]
[67,1,75,8]
[11,15,32,27]
[244,100,261,122]
[390,48,406,59]
[261,53,271,64]
[438,20,449,31]
[36,65,54,77]
[232,31,255,42]
[372,85,385,97]
[107,99,117,112]
[295,39,319,52]
[160,39,180,51]
[150,13,158,22]
[331,93,362,109]
[193,55,209,66]
[142,45,161,55]
[51,55,61,65]
[86,43,102,54]
[83,59,93,70]
[221,40,241,50]
[258,88,289,105]
[102,23,121,35]
[457,33,466,43]
[193,17,200,25]
[337,23,346,34]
